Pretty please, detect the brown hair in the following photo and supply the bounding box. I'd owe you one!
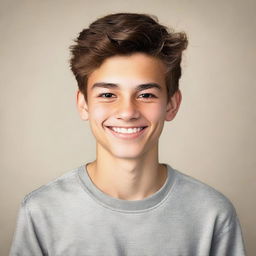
[69,13,188,102]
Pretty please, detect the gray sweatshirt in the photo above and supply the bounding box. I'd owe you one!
[9,163,247,255]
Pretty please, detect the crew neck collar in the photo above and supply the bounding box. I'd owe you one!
[77,163,177,213]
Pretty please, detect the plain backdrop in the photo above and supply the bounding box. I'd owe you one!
[1,0,255,255]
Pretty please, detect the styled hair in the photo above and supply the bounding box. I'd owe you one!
[69,13,188,102]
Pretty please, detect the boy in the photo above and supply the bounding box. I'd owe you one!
[10,13,246,255]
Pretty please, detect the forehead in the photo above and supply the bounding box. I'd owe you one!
[87,53,167,90]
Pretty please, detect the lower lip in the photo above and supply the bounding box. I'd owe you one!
[106,127,147,140]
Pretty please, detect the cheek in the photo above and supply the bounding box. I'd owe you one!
[89,105,108,121]
[145,104,166,122]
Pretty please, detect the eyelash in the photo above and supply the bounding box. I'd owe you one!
[97,93,157,99]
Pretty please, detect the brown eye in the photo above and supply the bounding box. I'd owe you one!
[98,93,115,98]
[139,93,157,99]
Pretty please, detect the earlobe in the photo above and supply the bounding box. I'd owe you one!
[165,89,182,121]
[76,90,89,121]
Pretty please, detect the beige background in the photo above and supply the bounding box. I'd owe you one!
[1,0,255,255]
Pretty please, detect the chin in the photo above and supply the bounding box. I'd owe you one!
[110,147,145,160]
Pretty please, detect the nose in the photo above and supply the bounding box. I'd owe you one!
[115,99,140,121]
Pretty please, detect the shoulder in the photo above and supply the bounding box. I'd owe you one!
[21,166,81,210]
[171,167,237,221]
[169,167,240,237]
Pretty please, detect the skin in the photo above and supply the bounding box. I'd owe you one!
[76,52,182,200]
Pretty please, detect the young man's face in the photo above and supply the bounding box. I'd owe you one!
[77,53,181,160]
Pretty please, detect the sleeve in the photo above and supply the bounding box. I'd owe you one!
[9,200,45,256]
[210,211,247,256]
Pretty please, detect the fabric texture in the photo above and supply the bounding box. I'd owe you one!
[9,163,247,256]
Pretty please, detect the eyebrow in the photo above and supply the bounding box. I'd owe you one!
[91,82,162,91]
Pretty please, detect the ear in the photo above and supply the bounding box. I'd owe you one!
[76,90,89,121]
[165,89,182,121]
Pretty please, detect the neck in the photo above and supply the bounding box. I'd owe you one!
[86,144,167,200]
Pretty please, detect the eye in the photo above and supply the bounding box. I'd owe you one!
[139,93,157,99]
[98,93,116,98]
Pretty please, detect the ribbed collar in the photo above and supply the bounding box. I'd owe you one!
[77,163,177,213]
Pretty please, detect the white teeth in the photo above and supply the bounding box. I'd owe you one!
[111,127,144,134]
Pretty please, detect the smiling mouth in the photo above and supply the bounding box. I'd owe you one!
[107,126,147,134]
